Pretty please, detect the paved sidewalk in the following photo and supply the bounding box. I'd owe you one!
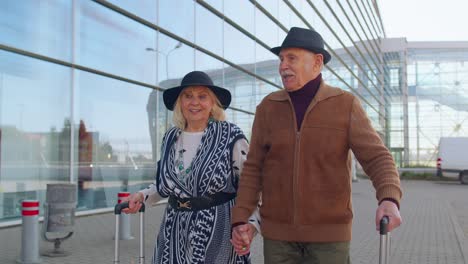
[351,180,468,264]
[0,179,467,263]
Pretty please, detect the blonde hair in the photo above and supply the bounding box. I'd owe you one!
[172,86,226,130]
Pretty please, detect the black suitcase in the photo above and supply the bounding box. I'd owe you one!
[114,202,146,264]
[379,216,390,264]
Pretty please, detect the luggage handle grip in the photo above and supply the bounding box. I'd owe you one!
[380,215,389,235]
[114,201,146,264]
[114,201,145,215]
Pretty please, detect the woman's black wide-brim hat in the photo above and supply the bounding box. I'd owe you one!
[270,27,332,64]
[163,71,232,111]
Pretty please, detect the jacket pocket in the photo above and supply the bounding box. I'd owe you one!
[300,187,352,224]
[260,172,293,224]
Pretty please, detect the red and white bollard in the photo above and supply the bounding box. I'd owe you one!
[437,158,443,177]
[17,200,41,264]
[117,192,134,240]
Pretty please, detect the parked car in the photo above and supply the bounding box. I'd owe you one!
[437,137,468,184]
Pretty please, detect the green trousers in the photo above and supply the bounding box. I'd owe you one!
[263,238,351,264]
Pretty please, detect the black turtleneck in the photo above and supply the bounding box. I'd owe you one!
[288,73,322,130]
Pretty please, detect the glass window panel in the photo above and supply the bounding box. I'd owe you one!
[330,0,359,42]
[277,1,306,30]
[340,1,368,47]
[255,80,280,105]
[146,89,160,163]
[346,0,380,64]
[0,0,72,62]
[0,50,71,221]
[142,44,158,86]
[224,23,255,66]
[290,0,318,28]
[76,70,156,210]
[255,43,281,87]
[195,3,223,57]
[225,109,254,140]
[347,0,371,39]
[255,0,278,17]
[203,0,222,11]
[158,0,194,42]
[354,0,378,39]
[320,1,354,48]
[195,51,223,80]
[255,9,283,48]
[107,0,157,23]
[277,0,290,27]
[304,1,340,50]
[157,33,194,86]
[148,89,171,146]
[77,1,157,85]
[224,67,256,113]
[224,0,254,33]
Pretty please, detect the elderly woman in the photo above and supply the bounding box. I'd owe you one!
[123,71,259,264]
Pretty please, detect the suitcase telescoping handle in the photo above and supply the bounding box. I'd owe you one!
[114,201,146,264]
[379,216,390,264]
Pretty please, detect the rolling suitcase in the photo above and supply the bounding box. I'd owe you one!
[379,216,390,264]
[114,202,146,264]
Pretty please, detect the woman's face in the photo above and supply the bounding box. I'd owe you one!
[180,86,215,129]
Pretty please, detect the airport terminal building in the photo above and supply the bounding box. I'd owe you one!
[1,0,468,224]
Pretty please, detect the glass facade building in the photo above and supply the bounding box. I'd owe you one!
[2,0,463,224]
[383,40,468,166]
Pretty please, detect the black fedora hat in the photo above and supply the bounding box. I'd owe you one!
[270,27,331,64]
[163,71,231,111]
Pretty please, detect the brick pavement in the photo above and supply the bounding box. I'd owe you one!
[352,180,468,264]
[0,179,467,264]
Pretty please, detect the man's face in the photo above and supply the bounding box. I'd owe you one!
[278,47,323,91]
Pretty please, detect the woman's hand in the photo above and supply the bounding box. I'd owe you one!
[121,192,144,214]
[231,223,257,256]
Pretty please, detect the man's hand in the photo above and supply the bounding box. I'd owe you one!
[375,200,402,232]
[231,223,257,256]
[121,192,144,214]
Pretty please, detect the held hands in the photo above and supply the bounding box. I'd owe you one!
[121,192,144,214]
[375,200,402,232]
[231,223,257,256]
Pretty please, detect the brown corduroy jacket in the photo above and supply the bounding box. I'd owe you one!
[232,81,402,242]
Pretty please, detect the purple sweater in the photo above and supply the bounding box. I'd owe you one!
[288,74,322,130]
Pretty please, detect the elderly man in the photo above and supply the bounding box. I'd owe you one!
[231,27,402,263]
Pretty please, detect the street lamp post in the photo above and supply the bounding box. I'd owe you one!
[145,41,182,80]
[145,42,183,155]
[165,42,182,80]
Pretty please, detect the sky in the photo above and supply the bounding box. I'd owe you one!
[379,0,468,42]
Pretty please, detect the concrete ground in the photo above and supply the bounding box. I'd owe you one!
[0,179,467,264]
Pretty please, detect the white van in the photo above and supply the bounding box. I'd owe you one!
[437,137,468,184]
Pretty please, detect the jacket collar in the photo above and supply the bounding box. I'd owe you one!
[269,80,343,103]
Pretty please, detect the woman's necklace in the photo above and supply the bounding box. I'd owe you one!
[175,124,208,182]
[176,133,192,182]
